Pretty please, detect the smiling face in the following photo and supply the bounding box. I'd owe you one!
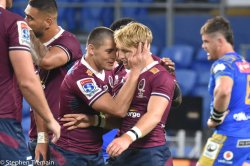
[90,37,116,71]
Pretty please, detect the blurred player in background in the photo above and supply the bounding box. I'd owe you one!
[0,0,60,163]
[197,16,250,166]
[24,0,82,162]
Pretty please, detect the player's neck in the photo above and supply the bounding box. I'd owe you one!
[85,55,103,73]
[145,55,154,67]
[40,25,61,43]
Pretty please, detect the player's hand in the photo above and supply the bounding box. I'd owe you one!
[128,41,150,72]
[46,119,60,143]
[106,134,133,157]
[35,143,48,166]
[60,114,95,130]
[207,110,229,128]
[160,57,175,75]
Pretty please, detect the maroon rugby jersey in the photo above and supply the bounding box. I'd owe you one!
[56,57,111,154]
[112,54,162,96]
[0,7,31,122]
[29,28,82,139]
[118,61,175,148]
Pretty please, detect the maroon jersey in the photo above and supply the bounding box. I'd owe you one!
[56,58,110,154]
[118,61,175,148]
[29,28,82,139]
[112,55,162,96]
[0,8,31,122]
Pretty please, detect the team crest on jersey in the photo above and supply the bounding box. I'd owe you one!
[137,79,146,98]
[108,76,114,88]
[150,67,159,74]
[77,78,101,100]
[17,21,30,47]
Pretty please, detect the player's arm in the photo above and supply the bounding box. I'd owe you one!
[208,76,232,128]
[33,107,49,162]
[60,114,122,130]
[9,50,60,143]
[107,95,169,157]
[92,42,149,117]
[30,31,69,70]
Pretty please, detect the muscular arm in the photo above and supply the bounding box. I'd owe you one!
[9,50,60,142]
[30,31,69,70]
[92,42,148,117]
[107,96,169,156]
[92,69,141,117]
[207,76,232,128]
[213,76,233,112]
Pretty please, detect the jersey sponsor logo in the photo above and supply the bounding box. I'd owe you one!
[213,63,226,74]
[236,62,250,73]
[237,139,250,147]
[233,112,250,121]
[218,151,234,164]
[150,67,159,74]
[203,140,220,159]
[17,21,30,47]
[137,79,146,98]
[77,78,101,100]
[223,151,233,161]
[127,108,141,118]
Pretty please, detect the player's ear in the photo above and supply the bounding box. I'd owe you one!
[44,17,53,29]
[87,44,95,55]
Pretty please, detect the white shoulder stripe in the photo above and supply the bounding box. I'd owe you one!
[151,92,170,101]
[55,45,70,62]
[9,46,30,51]
[89,90,107,105]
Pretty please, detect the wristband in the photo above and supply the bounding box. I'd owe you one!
[131,126,142,139]
[126,130,137,141]
[94,114,106,128]
[93,115,99,126]
[99,114,106,128]
[210,108,226,123]
[37,132,48,143]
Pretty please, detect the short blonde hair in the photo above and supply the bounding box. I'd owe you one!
[114,22,153,48]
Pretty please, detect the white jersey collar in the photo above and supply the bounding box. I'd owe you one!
[81,57,105,81]
[140,61,159,74]
[43,26,64,46]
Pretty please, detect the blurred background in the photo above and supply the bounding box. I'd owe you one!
[14,0,250,165]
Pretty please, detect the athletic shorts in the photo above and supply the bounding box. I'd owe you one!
[50,143,105,166]
[106,143,172,166]
[198,133,250,166]
[0,118,32,166]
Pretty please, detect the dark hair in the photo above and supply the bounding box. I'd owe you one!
[200,16,234,46]
[110,17,135,31]
[87,27,114,48]
[28,0,58,15]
